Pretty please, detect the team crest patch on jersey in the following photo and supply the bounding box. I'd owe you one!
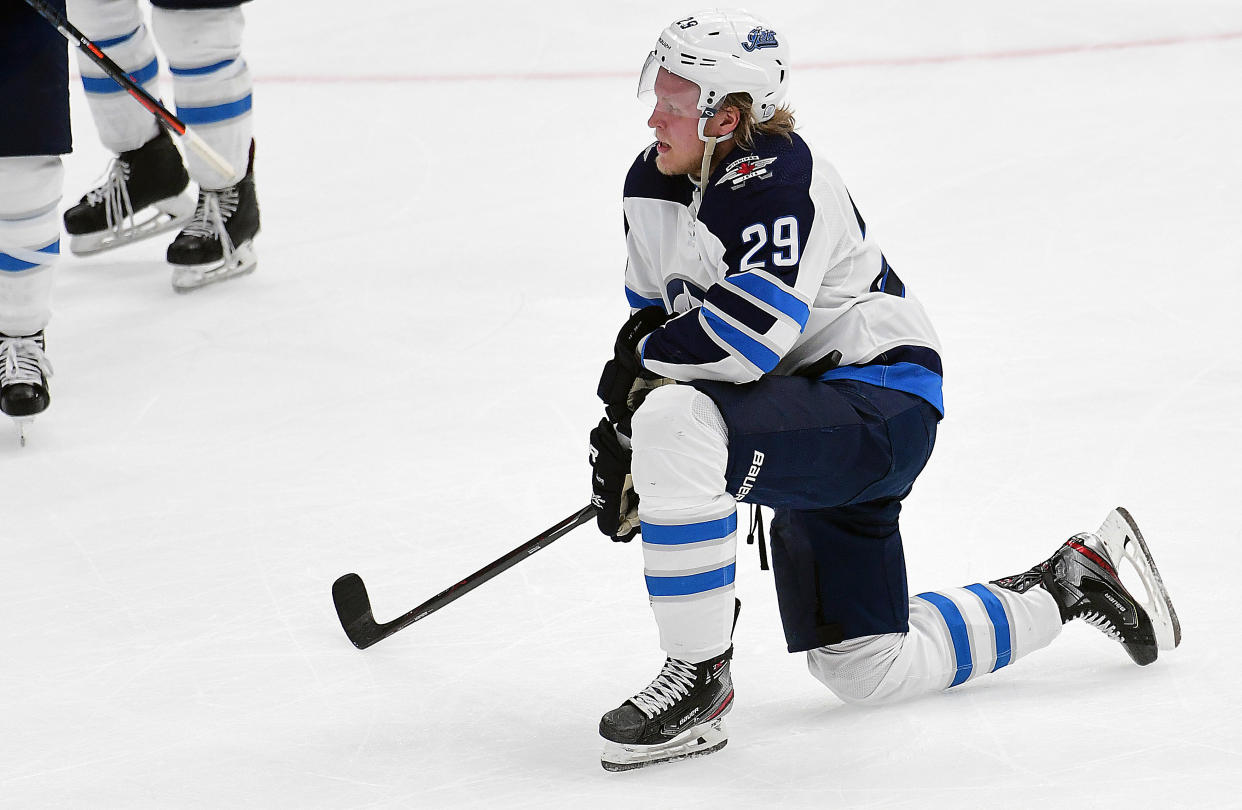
[741,27,779,52]
[716,156,778,189]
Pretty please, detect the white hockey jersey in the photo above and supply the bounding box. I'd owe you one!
[623,131,944,415]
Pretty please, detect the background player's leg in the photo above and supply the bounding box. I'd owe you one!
[152,3,259,290]
[62,0,193,254]
[0,1,71,443]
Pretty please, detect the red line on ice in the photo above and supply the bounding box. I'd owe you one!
[253,29,1242,85]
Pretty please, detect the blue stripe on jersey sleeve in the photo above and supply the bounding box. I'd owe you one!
[640,311,731,368]
[625,286,664,309]
[702,309,780,373]
[704,282,778,334]
[723,272,811,328]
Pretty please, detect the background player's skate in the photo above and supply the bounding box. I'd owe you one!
[169,140,260,293]
[0,331,52,446]
[62,129,194,256]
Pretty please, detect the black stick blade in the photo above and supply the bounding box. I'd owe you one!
[332,573,383,649]
[330,504,599,650]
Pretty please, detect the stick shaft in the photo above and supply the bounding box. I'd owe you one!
[333,504,599,648]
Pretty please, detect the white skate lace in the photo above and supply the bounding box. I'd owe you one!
[630,658,699,718]
[84,159,135,235]
[180,188,239,263]
[0,336,52,388]
[1080,610,1122,641]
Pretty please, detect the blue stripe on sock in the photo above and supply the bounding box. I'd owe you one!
[916,591,973,687]
[176,93,253,125]
[0,241,59,273]
[966,584,1013,671]
[640,513,737,545]
[82,57,159,94]
[95,27,139,49]
[646,563,736,597]
[169,59,237,77]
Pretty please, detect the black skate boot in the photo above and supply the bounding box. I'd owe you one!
[600,646,734,771]
[994,507,1181,666]
[0,331,52,446]
[63,128,194,255]
[167,140,260,292]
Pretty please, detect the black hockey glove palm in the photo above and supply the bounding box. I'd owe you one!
[588,418,640,542]
[597,306,670,425]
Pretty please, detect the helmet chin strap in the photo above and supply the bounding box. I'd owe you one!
[693,109,733,197]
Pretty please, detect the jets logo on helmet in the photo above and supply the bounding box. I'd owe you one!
[741,27,779,52]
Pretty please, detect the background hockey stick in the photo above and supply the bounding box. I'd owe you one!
[333,504,599,649]
[23,0,236,180]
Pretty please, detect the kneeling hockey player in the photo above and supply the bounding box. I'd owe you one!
[587,8,1181,772]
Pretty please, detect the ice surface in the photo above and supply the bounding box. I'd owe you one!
[3,1,1241,806]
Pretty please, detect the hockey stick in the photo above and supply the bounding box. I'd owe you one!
[332,504,599,649]
[22,0,236,179]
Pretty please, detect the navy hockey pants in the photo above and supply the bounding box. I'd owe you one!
[1,0,71,157]
[690,377,940,652]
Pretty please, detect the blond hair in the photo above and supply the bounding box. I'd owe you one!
[722,92,796,151]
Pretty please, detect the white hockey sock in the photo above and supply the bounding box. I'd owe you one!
[0,157,62,336]
[69,0,161,153]
[808,583,1063,704]
[632,384,737,664]
[152,7,253,189]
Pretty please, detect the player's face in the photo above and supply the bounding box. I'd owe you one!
[646,68,706,177]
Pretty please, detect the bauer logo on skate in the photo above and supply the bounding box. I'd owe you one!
[741,27,779,52]
[734,450,766,500]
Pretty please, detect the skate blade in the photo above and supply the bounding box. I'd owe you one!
[67,193,197,256]
[170,241,257,293]
[601,719,728,772]
[11,415,35,447]
[1095,507,1181,651]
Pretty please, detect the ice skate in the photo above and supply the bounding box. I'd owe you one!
[599,646,734,771]
[62,129,195,256]
[994,507,1180,666]
[0,331,52,447]
[167,141,259,293]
